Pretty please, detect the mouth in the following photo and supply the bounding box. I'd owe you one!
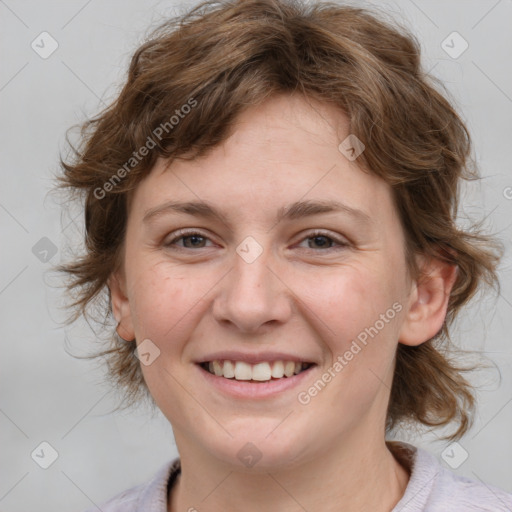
[198,360,315,383]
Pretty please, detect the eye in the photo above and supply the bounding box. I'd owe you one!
[163,229,214,249]
[296,230,349,251]
[163,229,349,252]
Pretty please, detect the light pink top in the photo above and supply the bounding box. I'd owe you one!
[83,442,512,511]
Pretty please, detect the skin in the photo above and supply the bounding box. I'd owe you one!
[110,93,457,512]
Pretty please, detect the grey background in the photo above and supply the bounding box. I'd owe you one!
[1,0,511,510]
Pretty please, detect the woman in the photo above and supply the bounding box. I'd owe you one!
[56,0,512,510]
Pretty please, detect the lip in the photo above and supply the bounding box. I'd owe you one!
[195,361,317,399]
[194,351,317,365]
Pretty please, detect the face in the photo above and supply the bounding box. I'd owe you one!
[111,93,418,470]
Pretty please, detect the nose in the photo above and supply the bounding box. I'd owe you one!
[212,238,292,334]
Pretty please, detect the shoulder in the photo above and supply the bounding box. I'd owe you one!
[82,458,181,512]
[426,463,512,512]
[389,441,512,512]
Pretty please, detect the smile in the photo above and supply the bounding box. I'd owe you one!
[200,360,314,382]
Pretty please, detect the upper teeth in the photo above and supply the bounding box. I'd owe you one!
[206,360,307,381]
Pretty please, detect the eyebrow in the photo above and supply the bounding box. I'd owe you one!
[142,199,373,227]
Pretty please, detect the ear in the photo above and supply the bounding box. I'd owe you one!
[108,270,135,341]
[398,255,457,346]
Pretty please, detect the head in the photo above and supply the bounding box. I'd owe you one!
[56,0,501,465]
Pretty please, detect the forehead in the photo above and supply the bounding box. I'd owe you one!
[128,94,399,231]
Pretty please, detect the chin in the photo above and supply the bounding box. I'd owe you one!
[203,429,309,472]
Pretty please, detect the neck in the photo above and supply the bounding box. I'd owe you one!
[168,431,410,512]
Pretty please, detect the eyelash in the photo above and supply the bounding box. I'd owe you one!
[163,229,349,252]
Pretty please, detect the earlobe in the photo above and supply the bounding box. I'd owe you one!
[398,256,457,347]
[108,271,135,342]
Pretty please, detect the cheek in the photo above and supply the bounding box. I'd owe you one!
[128,263,202,345]
[302,263,398,342]
[304,260,403,401]
[306,270,402,413]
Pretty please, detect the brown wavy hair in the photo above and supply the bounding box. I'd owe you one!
[54,0,502,440]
